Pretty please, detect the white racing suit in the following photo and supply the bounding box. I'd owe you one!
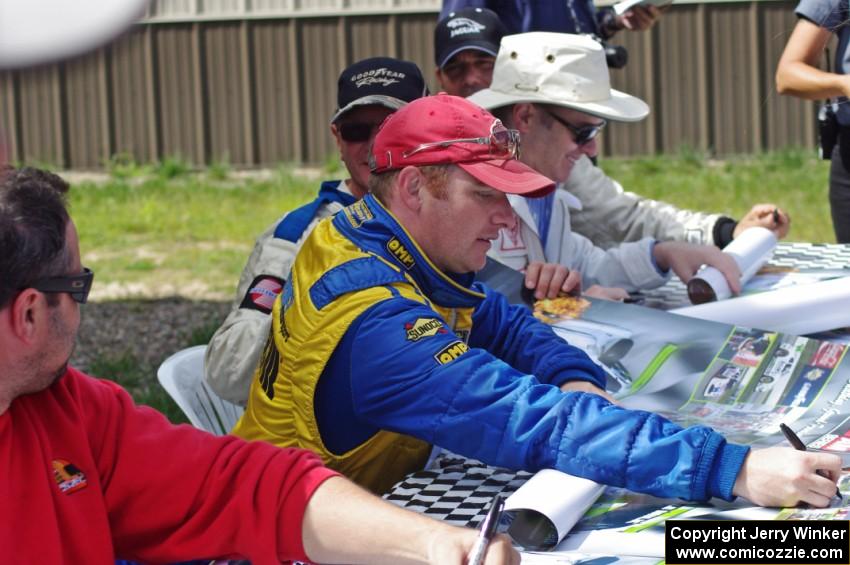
[204,180,355,405]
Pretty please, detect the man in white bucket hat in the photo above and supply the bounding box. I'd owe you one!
[470,33,754,296]
[461,32,788,282]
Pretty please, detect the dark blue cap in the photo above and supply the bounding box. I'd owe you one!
[332,57,428,123]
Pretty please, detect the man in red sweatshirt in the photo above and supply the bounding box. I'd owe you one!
[0,165,519,565]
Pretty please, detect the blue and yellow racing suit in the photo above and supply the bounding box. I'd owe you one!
[233,194,749,497]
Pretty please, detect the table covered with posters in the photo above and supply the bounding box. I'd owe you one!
[383,242,850,552]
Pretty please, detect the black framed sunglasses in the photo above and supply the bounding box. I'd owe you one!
[31,267,94,304]
[540,106,607,146]
[338,121,381,143]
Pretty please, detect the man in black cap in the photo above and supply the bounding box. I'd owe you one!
[434,7,506,98]
[205,57,428,405]
[435,8,601,300]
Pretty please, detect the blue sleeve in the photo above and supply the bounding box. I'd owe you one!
[796,0,846,29]
[468,284,607,389]
[346,297,749,501]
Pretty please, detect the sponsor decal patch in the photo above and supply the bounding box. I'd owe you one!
[240,275,284,314]
[434,341,470,365]
[344,200,374,228]
[405,318,447,341]
[387,237,415,269]
[52,459,87,494]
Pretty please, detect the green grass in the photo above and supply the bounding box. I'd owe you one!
[88,351,189,424]
[71,168,319,299]
[66,150,835,419]
[72,149,834,302]
[599,148,834,244]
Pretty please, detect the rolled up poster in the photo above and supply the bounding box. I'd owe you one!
[687,227,778,304]
[504,469,604,550]
[673,275,850,335]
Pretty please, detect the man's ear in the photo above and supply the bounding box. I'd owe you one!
[395,166,425,212]
[330,122,343,152]
[512,103,535,134]
[8,289,42,344]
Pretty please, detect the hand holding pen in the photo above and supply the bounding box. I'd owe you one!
[733,204,790,239]
[780,423,842,502]
[468,494,506,565]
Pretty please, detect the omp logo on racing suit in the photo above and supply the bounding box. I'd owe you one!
[387,237,415,269]
[351,67,405,88]
[52,459,87,494]
[344,200,374,228]
[405,318,446,341]
[447,17,486,37]
[435,341,470,365]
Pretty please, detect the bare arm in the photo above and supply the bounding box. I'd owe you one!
[301,476,520,565]
[733,204,791,240]
[653,241,743,293]
[776,18,849,99]
[618,4,664,31]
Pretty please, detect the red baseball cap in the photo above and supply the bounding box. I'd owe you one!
[369,94,555,197]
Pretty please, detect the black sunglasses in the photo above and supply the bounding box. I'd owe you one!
[338,121,381,143]
[540,107,607,146]
[31,267,94,304]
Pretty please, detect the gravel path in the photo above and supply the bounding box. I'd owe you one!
[70,298,231,373]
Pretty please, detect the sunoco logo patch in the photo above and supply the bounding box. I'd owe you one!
[405,318,446,341]
[387,237,415,269]
[435,341,469,365]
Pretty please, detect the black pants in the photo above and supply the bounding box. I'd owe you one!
[829,129,850,243]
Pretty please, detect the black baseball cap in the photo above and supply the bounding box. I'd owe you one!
[331,57,428,123]
[434,7,507,69]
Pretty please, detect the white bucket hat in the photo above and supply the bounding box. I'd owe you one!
[468,32,650,122]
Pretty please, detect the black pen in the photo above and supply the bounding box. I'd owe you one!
[468,494,505,565]
[772,208,780,226]
[624,293,645,305]
[779,422,842,500]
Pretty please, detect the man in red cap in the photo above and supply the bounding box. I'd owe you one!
[233,94,840,508]
[205,57,428,406]
[0,165,520,564]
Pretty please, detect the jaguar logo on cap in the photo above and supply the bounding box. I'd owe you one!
[447,16,486,37]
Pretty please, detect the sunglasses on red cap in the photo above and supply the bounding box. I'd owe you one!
[402,119,520,160]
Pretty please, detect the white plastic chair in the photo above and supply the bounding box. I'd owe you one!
[157,345,244,435]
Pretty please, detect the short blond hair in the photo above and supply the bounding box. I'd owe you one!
[368,165,451,204]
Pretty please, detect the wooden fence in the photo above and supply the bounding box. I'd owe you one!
[0,0,819,169]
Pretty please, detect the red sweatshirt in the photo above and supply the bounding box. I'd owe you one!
[0,366,338,564]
